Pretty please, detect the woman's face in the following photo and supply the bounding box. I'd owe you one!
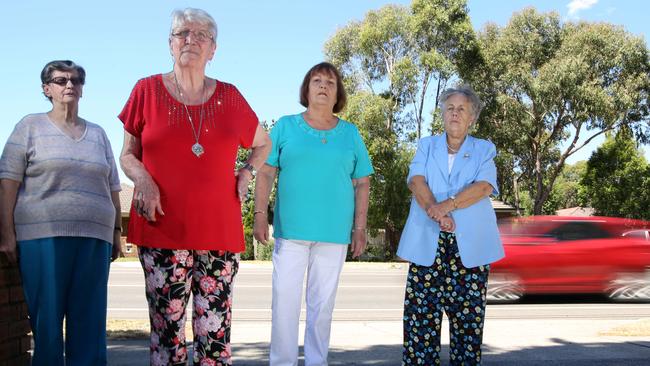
[307,71,338,111]
[443,94,475,139]
[42,70,83,105]
[169,21,216,68]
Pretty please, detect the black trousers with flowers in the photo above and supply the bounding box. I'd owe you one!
[402,232,490,366]
[138,247,238,366]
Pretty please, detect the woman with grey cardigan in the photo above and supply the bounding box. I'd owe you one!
[0,60,122,366]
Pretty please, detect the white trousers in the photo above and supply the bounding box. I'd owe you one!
[269,238,348,366]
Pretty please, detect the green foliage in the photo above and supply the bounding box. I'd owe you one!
[240,198,255,260]
[255,239,274,261]
[469,7,650,214]
[581,128,650,220]
[324,0,475,255]
[239,120,274,260]
[547,161,587,211]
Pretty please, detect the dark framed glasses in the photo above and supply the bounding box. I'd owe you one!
[48,76,84,86]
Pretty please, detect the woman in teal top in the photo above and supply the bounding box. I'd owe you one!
[254,62,374,366]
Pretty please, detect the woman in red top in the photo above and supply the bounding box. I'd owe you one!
[119,8,270,366]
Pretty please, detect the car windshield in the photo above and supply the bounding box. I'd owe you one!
[499,219,615,242]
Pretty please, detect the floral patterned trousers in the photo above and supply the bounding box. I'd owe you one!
[402,232,490,366]
[138,247,238,366]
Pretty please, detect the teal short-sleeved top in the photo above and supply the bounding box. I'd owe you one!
[266,114,374,244]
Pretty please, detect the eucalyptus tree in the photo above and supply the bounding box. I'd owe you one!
[324,0,476,253]
[470,8,650,214]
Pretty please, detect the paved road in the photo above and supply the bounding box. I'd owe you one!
[108,261,650,321]
[107,262,650,365]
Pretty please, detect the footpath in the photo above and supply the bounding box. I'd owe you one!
[107,261,650,365]
[108,319,650,365]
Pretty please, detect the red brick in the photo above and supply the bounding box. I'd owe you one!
[8,287,23,303]
[0,304,25,322]
[0,304,9,320]
[8,320,30,337]
[0,255,9,269]
[19,303,29,319]
[19,335,31,353]
[0,338,18,361]
[0,289,8,305]
[0,324,7,342]
[6,268,21,286]
[3,353,30,365]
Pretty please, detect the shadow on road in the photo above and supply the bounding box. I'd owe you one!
[108,339,650,366]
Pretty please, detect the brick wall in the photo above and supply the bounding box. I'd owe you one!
[0,256,31,365]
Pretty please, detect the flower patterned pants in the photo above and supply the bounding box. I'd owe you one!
[402,232,490,366]
[138,247,238,366]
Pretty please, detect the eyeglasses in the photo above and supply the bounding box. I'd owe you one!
[171,29,213,43]
[48,77,84,86]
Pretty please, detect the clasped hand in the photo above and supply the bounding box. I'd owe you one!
[425,202,456,232]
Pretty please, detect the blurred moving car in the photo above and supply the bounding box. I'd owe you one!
[488,216,650,302]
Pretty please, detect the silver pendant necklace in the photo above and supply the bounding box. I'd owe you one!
[174,72,206,157]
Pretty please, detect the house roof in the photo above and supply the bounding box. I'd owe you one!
[119,183,134,215]
[555,207,595,216]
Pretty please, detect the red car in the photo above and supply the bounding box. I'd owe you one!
[488,216,650,302]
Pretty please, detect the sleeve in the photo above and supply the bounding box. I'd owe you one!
[474,140,499,196]
[230,85,259,149]
[101,129,121,192]
[265,117,284,167]
[352,126,374,179]
[0,119,29,182]
[118,78,147,138]
[406,137,430,184]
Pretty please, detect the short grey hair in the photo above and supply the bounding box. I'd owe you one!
[439,84,483,121]
[40,60,86,102]
[170,8,218,42]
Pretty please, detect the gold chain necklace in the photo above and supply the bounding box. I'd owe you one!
[173,72,206,157]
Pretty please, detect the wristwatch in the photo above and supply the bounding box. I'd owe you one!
[243,163,256,177]
[450,195,458,210]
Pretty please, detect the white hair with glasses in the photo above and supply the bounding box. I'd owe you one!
[170,8,218,42]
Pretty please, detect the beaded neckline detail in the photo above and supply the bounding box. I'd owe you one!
[297,114,345,144]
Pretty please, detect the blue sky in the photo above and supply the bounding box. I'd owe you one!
[1,0,647,182]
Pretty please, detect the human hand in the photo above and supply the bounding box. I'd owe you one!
[425,202,450,222]
[0,234,17,263]
[253,213,270,245]
[439,215,456,232]
[235,168,253,202]
[350,229,367,258]
[112,231,123,262]
[133,176,164,222]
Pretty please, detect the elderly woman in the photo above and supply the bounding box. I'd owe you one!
[0,60,121,365]
[118,8,270,366]
[253,62,374,366]
[397,85,504,365]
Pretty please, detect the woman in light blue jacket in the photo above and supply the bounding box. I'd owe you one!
[398,85,504,365]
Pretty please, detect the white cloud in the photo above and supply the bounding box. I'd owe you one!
[567,0,599,15]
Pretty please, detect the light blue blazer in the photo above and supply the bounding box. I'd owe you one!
[397,133,504,268]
